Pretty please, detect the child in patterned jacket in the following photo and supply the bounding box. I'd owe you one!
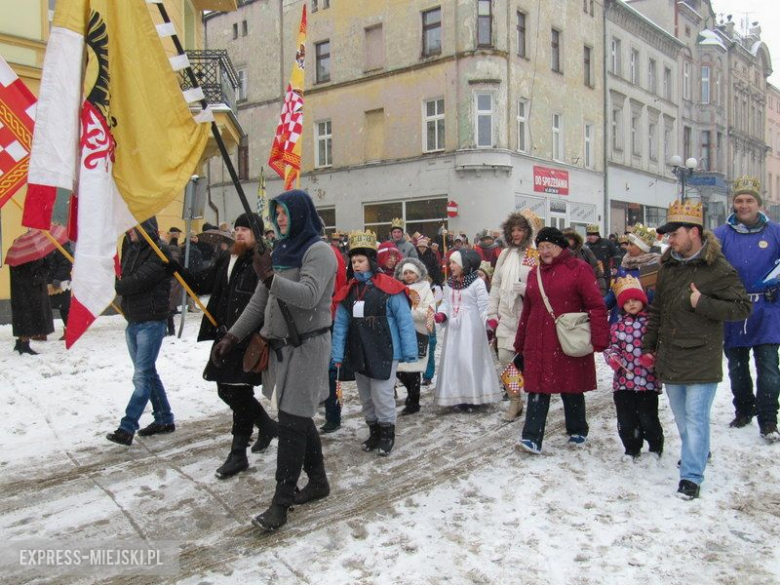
[603,275,664,460]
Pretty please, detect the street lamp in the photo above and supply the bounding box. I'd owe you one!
[669,155,698,201]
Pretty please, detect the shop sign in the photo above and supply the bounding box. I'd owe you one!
[533,166,569,195]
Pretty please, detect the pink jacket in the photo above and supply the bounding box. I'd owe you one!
[603,312,658,392]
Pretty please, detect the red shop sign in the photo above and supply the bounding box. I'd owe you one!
[533,166,569,195]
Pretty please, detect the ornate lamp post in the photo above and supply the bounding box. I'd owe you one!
[669,155,698,202]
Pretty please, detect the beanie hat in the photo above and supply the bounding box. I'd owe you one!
[377,241,402,266]
[234,212,264,233]
[614,275,648,308]
[450,250,464,269]
[399,261,422,278]
[535,227,569,249]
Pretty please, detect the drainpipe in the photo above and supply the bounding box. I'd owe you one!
[203,11,220,224]
[602,0,610,233]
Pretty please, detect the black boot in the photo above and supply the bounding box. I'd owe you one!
[251,421,278,453]
[166,315,176,336]
[251,504,288,531]
[16,340,38,355]
[377,424,395,457]
[215,434,250,479]
[362,422,381,452]
[106,428,133,446]
[293,423,329,506]
[401,388,421,415]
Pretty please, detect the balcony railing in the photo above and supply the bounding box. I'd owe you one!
[180,50,240,114]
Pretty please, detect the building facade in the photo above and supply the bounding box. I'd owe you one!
[206,0,607,239]
[766,84,780,221]
[605,0,684,234]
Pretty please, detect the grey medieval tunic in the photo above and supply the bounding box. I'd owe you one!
[229,241,336,418]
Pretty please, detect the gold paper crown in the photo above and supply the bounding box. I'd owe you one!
[390,218,404,230]
[618,234,630,244]
[667,199,703,226]
[520,208,544,234]
[611,274,643,298]
[628,223,657,250]
[733,176,761,198]
[348,230,377,251]
[586,223,600,234]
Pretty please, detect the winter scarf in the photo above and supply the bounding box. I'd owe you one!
[447,249,482,289]
[269,190,324,270]
[725,211,769,234]
[621,252,661,270]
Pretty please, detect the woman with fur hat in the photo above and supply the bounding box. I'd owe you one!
[514,227,609,454]
[433,248,502,411]
[331,232,418,455]
[394,257,436,415]
[487,211,538,421]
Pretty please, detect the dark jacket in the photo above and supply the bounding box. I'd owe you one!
[184,246,262,385]
[115,218,172,323]
[641,234,752,384]
[418,247,443,286]
[11,258,54,337]
[46,243,73,287]
[514,248,610,394]
[586,236,621,285]
[565,230,607,295]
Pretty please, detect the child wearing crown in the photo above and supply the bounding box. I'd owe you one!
[331,231,418,456]
[603,276,663,460]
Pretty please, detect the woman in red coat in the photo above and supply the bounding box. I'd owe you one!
[513,227,609,454]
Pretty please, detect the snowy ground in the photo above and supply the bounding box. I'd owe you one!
[1,314,779,584]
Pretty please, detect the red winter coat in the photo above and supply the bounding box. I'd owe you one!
[514,248,609,394]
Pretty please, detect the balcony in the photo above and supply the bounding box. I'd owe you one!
[181,50,244,160]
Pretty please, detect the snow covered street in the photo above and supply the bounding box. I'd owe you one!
[1,315,778,584]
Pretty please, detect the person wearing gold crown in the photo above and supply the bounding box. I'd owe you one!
[642,199,751,500]
[331,230,418,455]
[603,275,663,460]
[713,176,780,442]
[603,223,661,324]
[389,218,419,260]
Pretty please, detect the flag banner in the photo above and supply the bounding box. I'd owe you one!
[0,55,36,209]
[25,0,209,347]
[268,6,306,189]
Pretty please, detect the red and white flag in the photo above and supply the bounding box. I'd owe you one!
[0,55,36,210]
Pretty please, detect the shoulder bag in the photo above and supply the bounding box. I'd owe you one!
[535,267,593,357]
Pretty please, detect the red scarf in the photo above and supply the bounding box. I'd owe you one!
[333,272,409,304]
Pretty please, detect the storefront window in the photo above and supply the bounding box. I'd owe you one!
[364,198,448,239]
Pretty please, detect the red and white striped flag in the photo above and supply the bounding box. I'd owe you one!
[0,55,35,210]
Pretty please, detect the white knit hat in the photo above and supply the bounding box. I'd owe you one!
[400,261,421,277]
[451,250,464,268]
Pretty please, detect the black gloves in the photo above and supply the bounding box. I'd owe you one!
[210,332,239,367]
[164,259,182,275]
[513,353,524,372]
[253,247,274,289]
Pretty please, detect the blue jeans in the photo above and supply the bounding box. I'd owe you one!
[120,320,173,433]
[724,344,780,426]
[423,328,437,381]
[665,383,718,485]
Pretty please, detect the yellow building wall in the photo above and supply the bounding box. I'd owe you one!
[0,1,210,304]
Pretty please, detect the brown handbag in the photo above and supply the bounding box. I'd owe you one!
[242,332,269,373]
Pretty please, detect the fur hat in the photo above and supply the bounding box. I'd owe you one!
[501,211,533,249]
[395,257,429,282]
[535,227,569,249]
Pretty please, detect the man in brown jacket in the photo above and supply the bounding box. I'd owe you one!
[641,200,751,500]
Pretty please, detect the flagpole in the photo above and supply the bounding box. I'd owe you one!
[9,197,125,316]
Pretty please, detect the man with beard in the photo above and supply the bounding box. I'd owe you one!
[179,213,278,478]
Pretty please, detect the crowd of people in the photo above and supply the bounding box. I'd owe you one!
[9,178,778,531]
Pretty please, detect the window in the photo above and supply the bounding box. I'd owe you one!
[237,137,249,181]
[611,38,621,76]
[241,20,248,37]
[237,69,247,101]
[630,49,639,85]
[477,0,492,47]
[631,112,640,156]
[315,120,332,168]
[475,93,493,147]
[232,23,238,40]
[552,113,564,161]
[701,65,710,104]
[422,7,442,56]
[517,12,527,58]
[551,29,562,73]
[645,206,667,227]
[612,106,623,151]
[315,40,331,83]
[683,125,692,159]
[364,198,448,239]
[663,67,672,100]
[584,123,594,168]
[423,98,445,152]
[664,123,672,163]
[311,0,330,11]
[517,99,529,153]
[648,122,657,160]
[683,62,691,100]
[583,45,592,87]
[364,25,385,71]
[318,207,336,236]
[648,59,657,94]
[701,130,711,171]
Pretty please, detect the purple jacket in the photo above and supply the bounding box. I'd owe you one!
[604,312,658,392]
[713,216,780,348]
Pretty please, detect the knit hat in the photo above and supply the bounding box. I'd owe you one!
[535,227,569,249]
[614,275,648,308]
[377,241,402,266]
[234,212,264,233]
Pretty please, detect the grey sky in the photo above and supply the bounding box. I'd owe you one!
[711,0,779,86]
